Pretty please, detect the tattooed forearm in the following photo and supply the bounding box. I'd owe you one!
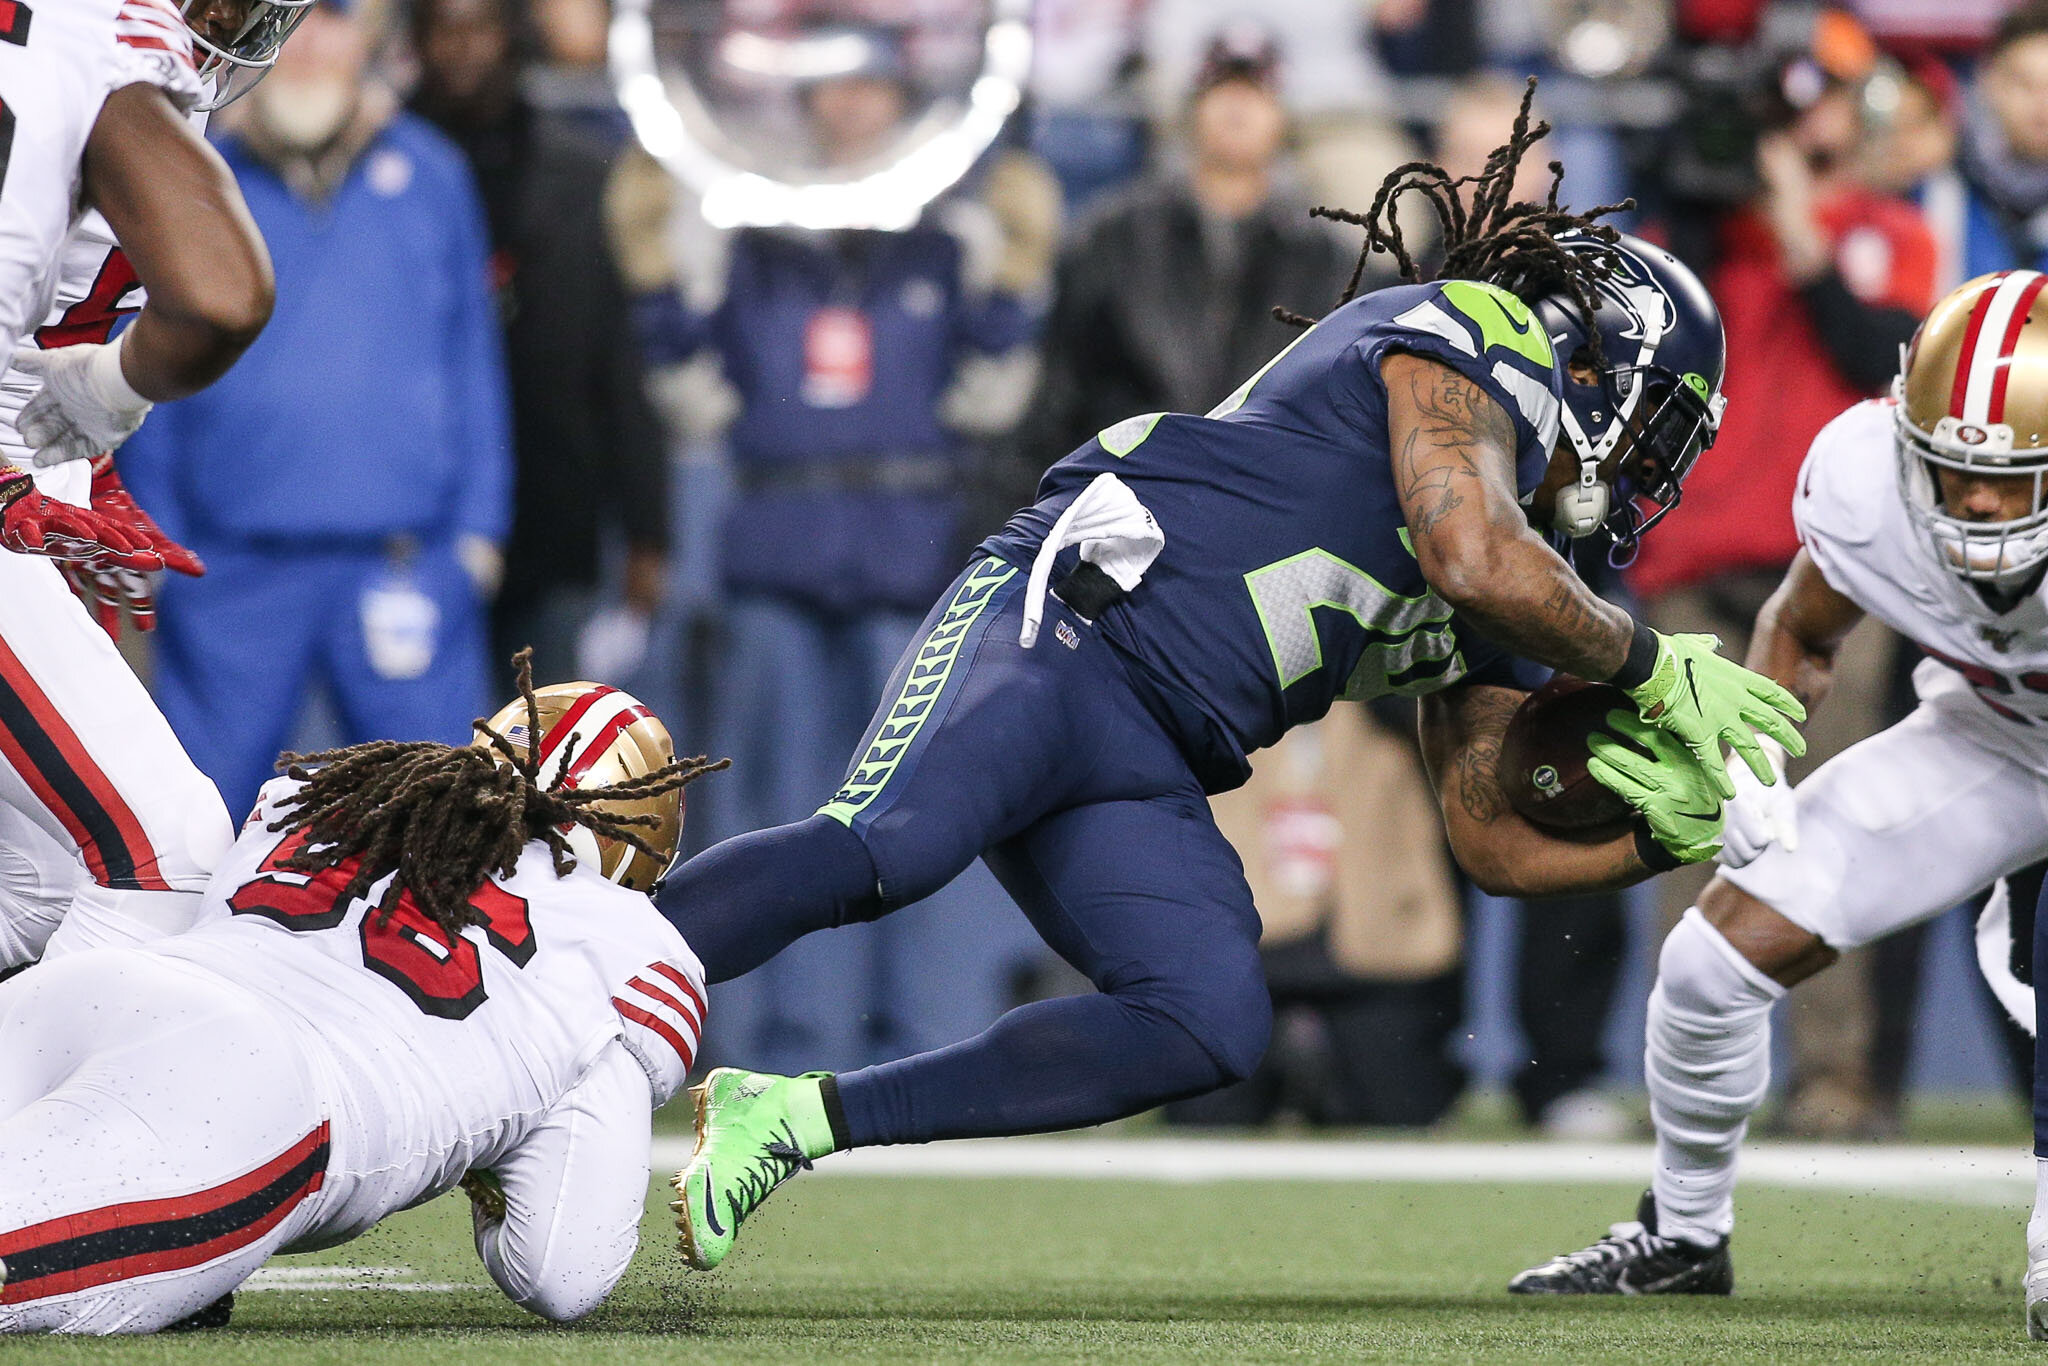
[1538,580,1610,647]
[1451,687,1518,825]
[1420,686,1652,897]
[1460,566,1633,682]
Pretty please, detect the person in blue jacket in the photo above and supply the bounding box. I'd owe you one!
[122,0,511,822]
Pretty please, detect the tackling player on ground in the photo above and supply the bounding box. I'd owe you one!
[0,654,726,1333]
[1509,270,2048,1306]
[0,0,312,968]
[661,87,1804,1270]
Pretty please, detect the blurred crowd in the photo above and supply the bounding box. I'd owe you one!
[114,0,2048,1135]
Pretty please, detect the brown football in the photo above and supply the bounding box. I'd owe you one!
[1497,675,1637,834]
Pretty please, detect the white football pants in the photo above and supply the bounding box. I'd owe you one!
[0,949,328,1333]
[0,552,231,957]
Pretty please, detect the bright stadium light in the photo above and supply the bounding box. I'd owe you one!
[610,0,1032,232]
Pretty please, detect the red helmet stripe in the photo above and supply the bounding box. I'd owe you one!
[1951,272,2009,420]
[537,685,618,764]
[1989,272,2048,424]
[561,703,655,788]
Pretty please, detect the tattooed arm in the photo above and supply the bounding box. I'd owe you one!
[1382,352,1635,681]
[1417,683,1655,897]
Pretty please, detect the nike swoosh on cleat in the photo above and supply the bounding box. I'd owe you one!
[702,1164,726,1238]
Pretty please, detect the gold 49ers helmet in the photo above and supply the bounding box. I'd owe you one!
[472,682,684,893]
[1896,270,2048,586]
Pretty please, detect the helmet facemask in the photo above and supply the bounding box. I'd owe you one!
[1539,236,1727,564]
[182,0,320,111]
[1893,381,2048,589]
[1554,353,1725,563]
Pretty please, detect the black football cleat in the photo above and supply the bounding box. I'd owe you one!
[165,1293,234,1332]
[1508,1191,1732,1295]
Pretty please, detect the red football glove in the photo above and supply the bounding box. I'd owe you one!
[87,454,204,578]
[62,560,158,635]
[58,457,207,637]
[0,465,162,571]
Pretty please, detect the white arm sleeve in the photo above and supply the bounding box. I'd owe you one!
[471,1041,653,1322]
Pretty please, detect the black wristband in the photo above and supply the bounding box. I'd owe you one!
[1633,821,1682,873]
[818,1073,855,1153]
[1609,620,1661,690]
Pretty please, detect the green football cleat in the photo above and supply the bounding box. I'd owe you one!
[671,1068,838,1271]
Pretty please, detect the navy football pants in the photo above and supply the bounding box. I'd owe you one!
[664,557,1272,1145]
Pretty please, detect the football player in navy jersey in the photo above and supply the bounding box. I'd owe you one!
[662,89,1806,1269]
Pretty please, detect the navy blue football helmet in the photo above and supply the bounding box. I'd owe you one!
[1529,232,1728,559]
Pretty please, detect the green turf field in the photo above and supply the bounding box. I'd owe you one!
[8,1134,2043,1365]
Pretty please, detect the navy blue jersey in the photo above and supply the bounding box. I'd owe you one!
[981,280,1563,791]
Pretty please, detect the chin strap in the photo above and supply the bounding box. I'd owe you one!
[1553,453,1610,540]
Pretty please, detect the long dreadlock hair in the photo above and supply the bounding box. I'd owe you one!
[266,649,728,937]
[1276,78,1633,360]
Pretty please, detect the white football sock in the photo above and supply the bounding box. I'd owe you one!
[41,883,204,959]
[1646,906,1785,1247]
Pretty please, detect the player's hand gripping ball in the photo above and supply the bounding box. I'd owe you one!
[1497,676,1636,833]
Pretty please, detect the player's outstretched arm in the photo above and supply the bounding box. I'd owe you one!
[1384,351,1635,681]
[1419,682,1658,898]
[467,1042,653,1323]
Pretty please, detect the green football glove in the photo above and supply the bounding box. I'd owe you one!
[1621,631,1806,800]
[1588,711,1725,866]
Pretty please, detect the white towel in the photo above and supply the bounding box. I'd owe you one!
[1018,472,1164,649]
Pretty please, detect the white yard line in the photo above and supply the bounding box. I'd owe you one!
[649,1136,2035,1204]
[241,1266,480,1294]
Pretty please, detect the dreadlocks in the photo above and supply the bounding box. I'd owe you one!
[1277,77,1632,357]
[265,649,728,938]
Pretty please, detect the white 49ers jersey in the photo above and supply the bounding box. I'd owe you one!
[154,776,705,1247]
[1795,398,2048,763]
[0,0,202,382]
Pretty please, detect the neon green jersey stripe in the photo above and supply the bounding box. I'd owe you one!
[818,558,1018,827]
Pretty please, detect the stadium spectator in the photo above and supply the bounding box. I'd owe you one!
[523,0,631,146]
[631,26,1051,1076]
[122,0,512,822]
[1957,4,2048,276]
[1865,57,1968,288]
[409,0,668,685]
[1629,10,1932,1137]
[1016,24,1358,467]
[1026,0,1150,212]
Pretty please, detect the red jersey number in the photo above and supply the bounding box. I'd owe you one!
[36,251,140,349]
[230,838,534,1021]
